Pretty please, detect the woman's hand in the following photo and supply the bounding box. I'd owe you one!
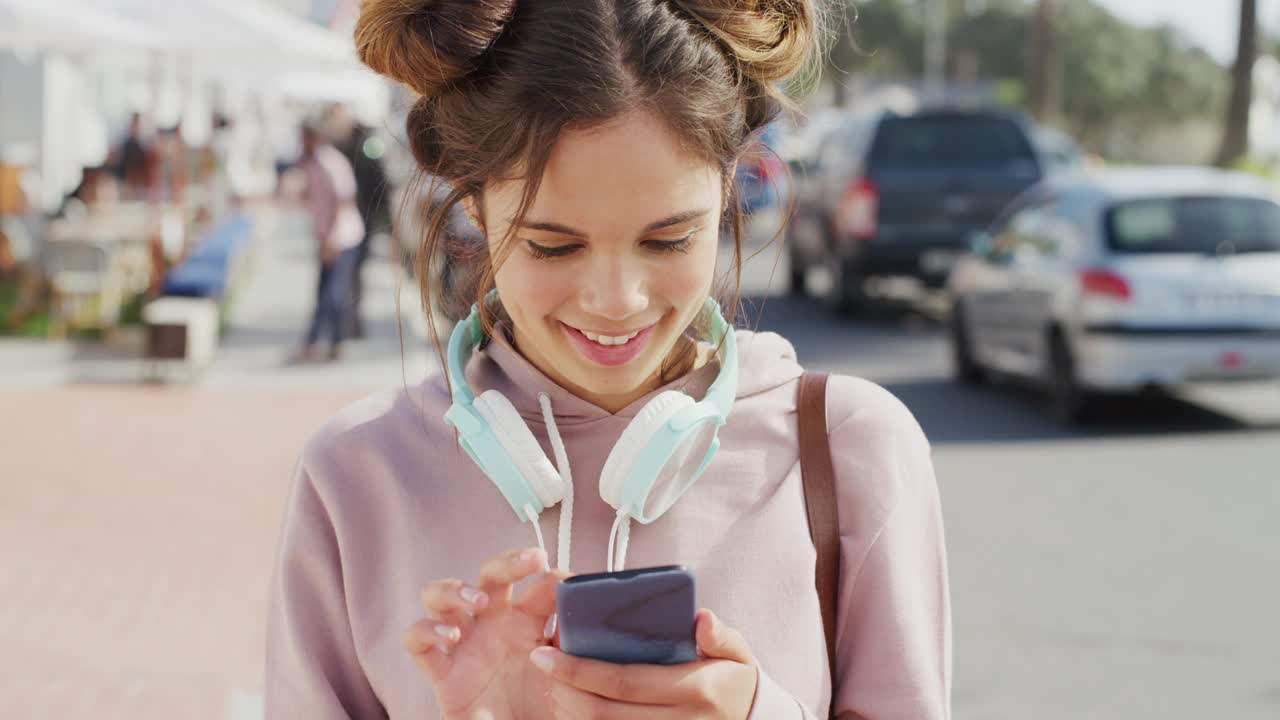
[533,609,760,719]
[404,547,566,720]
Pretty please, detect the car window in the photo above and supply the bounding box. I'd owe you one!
[869,115,1038,170]
[1105,196,1280,254]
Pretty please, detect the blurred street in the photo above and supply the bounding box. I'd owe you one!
[3,1,1280,718]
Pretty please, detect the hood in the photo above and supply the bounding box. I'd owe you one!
[464,325,804,427]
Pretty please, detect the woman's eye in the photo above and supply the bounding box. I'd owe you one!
[646,232,696,254]
[526,241,582,260]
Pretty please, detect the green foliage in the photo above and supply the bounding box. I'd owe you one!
[1231,155,1278,180]
[0,277,49,337]
[832,0,1228,158]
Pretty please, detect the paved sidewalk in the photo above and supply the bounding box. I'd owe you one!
[0,387,367,719]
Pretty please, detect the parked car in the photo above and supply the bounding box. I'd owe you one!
[787,107,1044,310]
[947,166,1280,423]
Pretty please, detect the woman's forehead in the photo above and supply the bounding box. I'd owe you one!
[495,110,721,231]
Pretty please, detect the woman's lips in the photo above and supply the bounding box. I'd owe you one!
[560,321,657,367]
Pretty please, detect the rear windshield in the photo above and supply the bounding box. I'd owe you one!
[868,115,1038,169]
[1105,196,1280,254]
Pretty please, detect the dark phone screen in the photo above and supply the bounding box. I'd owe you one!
[556,565,697,665]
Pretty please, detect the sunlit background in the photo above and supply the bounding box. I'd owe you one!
[1,1,1277,718]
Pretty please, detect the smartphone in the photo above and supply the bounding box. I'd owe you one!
[555,565,697,665]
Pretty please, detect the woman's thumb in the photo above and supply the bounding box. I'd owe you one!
[695,609,754,664]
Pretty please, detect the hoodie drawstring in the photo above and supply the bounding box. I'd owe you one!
[538,393,575,573]
[606,510,631,573]
[537,392,633,574]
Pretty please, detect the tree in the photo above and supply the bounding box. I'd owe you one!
[1027,0,1060,123]
[1215,0,1258,167]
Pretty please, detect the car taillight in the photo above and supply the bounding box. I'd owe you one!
[1080,268,1131,300]
[838,178,878,240]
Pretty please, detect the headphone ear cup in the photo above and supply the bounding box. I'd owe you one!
[599,391,694,512]
[472,390,565,509]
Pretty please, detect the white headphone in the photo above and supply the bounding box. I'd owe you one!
[444,294,739,571]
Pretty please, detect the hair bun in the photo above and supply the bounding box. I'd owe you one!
[673,0,817,85]
[355,0,517,97]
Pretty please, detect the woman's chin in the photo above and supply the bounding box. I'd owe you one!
[566,364,659,398]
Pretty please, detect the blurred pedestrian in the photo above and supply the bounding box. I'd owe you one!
[110,112,151,200]
[337,122,392,339]
[289,121,365,364]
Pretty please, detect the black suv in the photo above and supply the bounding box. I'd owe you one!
[787,108,1044,309]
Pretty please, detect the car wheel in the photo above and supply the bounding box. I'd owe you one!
[950,303,985,385]
[1046,330,1089,425]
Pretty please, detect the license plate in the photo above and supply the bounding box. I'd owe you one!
[1193,292,1268,316]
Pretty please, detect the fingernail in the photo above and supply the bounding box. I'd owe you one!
[434,624,459,641]
[521,548,542,564]
[529,646,555,672]
[436,643,451,656]
[459,587,487,608]
[543,613,557,640]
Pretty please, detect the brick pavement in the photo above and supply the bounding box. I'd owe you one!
[0,387,371,719]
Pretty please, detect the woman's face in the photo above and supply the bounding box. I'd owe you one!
[480,110,722,412]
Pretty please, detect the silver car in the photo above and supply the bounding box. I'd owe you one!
[947,166,1280,423]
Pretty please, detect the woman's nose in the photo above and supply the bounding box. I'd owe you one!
[579,256,648,321]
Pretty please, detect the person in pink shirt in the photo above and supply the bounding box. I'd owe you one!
[292,122,366,363]
[265,1,951,718]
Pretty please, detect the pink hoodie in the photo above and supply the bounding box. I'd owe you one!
[265,329,951,718]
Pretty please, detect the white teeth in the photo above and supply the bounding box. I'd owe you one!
[580,329,641,346]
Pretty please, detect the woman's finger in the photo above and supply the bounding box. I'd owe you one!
[420,579,487,628]
[512,568,571,618]
[547,678,681,719]
[477,548,546,608]
[530,647,701,704]
[403,618,461,681]
[695,609,754,664]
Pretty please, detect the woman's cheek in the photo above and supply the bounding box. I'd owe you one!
[498,255,575,312]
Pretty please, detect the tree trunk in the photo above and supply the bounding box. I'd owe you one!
[1028,0,1059,124]
[1215,0,1258,168]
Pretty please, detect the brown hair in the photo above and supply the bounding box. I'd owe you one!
[356,0,818,379]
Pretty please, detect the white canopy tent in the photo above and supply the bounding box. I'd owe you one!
[95,0,388,119]
[0,0,164,54]
[97,0,358,74]
[0,0,389,209]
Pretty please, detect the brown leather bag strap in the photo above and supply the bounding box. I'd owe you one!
[798,372,840,689]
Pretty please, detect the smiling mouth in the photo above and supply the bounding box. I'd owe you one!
[572,327,644,346]
[559,320,660,367]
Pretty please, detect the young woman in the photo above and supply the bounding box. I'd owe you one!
[265,1,951,718]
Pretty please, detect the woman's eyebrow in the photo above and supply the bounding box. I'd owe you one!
[517,219,588,238]
[517,209,711,239]
[642,209,710,233]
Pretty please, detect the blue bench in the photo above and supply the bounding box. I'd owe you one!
[161,214,253,299]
